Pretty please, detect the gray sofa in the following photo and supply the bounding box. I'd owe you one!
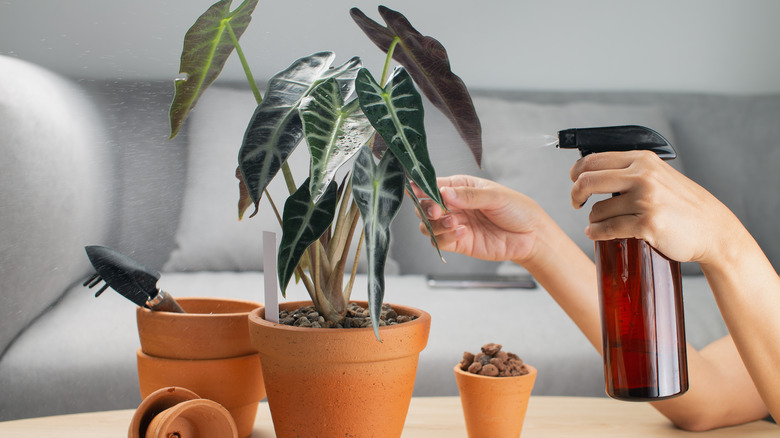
[1,54,778,421]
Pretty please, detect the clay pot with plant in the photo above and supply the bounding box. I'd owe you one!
[167,1,481,436]
[168,0,481,335]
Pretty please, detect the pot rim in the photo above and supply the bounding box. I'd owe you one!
[137,297,263,318]
[136,348,261,364]
[248,300,432,361]
[128,387,202,438]
[453,363,537,380]
[248,300,431,334]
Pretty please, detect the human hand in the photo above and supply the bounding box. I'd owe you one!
[412,175,549,265]
[570,151,738,265]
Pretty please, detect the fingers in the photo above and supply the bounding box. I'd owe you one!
[570,151,636,182]
[417,211,466,253]
[585,214,641,242]
[587,195,629,225]
[412,175,504,217]
[416,198,447,221]
[440,184,509,212]
[575,151,675,243]
[409,175,466,199]
[418,211,457,235]
[584,189,651,241]
[410,174,489,200]
[570,151,664,209]
[570,169,634,209]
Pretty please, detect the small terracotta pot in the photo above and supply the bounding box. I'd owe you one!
[128,387,201,438]
[135,297,265,438]
[248,300,431,438]
[137,297,260,359]
[145,398,237,438]
[128,386,238,438]
[454,364,537,438]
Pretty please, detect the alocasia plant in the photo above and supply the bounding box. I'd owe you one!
[169,0,482,339]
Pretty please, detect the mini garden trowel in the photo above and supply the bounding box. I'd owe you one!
[83,245,185,313]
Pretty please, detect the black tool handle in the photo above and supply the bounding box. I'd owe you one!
[146,290,185,313]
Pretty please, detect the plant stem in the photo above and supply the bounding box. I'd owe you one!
[379,37,401,86]
[263,188,282,225]
[227,15,307,297]
[281,162,297,195]
[226,22,263,105]
[343,227,364,302]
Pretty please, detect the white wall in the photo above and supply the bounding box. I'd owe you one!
[1,0,779,94]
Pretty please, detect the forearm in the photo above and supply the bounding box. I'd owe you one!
[519,211,775,430]
[700,221,780,421]
[519,217,603,353]
[650,338,768,431]
[651,215,777,430]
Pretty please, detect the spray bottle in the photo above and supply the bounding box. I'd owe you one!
[557,125,688,401]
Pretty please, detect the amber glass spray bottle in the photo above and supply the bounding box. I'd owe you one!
[558,125,688,401]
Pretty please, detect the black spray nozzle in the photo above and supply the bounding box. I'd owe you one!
[557,125,676,160]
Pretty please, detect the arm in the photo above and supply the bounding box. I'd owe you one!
[570,151,778,429]
[417,161,777,430]
[414,176,602,352]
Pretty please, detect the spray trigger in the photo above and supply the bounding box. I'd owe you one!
[556,125,676,160]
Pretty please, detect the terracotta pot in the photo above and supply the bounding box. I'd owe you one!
[135,297,265,438]
[128,386,238,438]
[137,297,260,359]
[247,300,431,438]
[454,364,537,438]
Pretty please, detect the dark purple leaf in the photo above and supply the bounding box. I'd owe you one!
[350,6,482,166]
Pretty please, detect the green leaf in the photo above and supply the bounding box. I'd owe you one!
[404,179,445,263]
[300,78,375,203]
[278,177,338,295]
[238,52,361,212]
[350,6,482,167]
[169,0,259,138]
[351,146,405,340]
[355,67,444,209]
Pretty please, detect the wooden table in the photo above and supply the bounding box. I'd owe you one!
[0,396,775,437]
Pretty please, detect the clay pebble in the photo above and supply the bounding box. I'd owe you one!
[459,343,529,377]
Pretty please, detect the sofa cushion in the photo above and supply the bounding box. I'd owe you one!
[163,86,397,274]
[0,55,112,357]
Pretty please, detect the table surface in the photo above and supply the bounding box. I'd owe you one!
[0,396,775,437]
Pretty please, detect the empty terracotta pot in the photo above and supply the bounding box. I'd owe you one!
[135,297,265,438]
[137,297,260,359]
[247,300,431,438]
[128,386,238,438]
[454,364,537,438]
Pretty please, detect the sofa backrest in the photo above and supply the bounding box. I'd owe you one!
[91,83,778,277]
[0,56,114,356]
[8,73,775,312]
[391,90,780,276]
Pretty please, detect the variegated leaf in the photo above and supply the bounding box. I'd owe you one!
[355,66,444,209]
[351,145,405,340]
[238,52,361,213]
[278,177,338,295]
[300,78,375,203]
[170,0,259,138]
